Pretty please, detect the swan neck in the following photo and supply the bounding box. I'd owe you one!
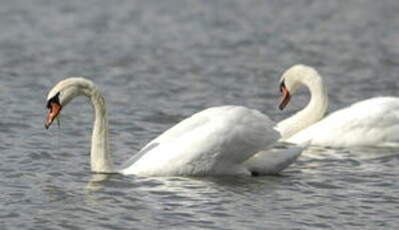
[277,76,328,139]
[90,88,114,173]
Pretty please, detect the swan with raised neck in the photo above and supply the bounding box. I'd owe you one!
[276,65,328,140]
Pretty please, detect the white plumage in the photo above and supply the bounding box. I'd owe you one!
[286,97,399,147]
[277,65,399,147]
[120,106,281,176]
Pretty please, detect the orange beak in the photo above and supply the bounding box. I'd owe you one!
[279,86,291,110]
[45,102,61,129]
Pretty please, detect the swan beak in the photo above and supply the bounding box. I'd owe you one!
[279,87,291,110]
[45,102,61,129]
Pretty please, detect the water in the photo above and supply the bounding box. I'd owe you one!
[1,0,399,229]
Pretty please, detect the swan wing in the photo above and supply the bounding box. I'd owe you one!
[119,106,215,170]
[120,106,279,176]
[288,97,399,147]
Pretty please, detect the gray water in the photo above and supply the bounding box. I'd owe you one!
[1,0,399,229]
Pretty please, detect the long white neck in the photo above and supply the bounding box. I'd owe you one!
[89,87,114,173]
[276,76,328,140]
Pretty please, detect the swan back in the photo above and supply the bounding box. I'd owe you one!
[287,97,399,147]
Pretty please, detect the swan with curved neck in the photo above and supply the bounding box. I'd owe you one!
[275,65,328,140]
[45,77,303,176]
[46,78,113,173]
[276,64,399,147]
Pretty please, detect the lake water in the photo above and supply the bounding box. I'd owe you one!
[1,0,399,229]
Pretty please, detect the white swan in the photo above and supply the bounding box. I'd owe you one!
[276,64,399,147]
[45,77,303,176]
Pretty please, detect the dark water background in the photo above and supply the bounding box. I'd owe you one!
[1,0,399,229]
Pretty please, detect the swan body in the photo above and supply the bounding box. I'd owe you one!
[276,65,399,147]
[286,97,399,147]
[119,106,280,176]
[45,77,303,176]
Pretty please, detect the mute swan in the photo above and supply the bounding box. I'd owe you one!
[276,64,399,147]
[45,77,303,176]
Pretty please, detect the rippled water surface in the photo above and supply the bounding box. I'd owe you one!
[1,0,399,229]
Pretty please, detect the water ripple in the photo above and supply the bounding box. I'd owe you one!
[1,0,399,229]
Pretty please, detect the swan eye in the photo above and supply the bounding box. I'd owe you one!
[46,92,61,109]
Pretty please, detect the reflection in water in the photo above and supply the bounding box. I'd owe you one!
[43,184,69,203]
[85,174,113,192]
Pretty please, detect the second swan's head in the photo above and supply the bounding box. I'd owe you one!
[45,77,95,129]
[278,64,321,110]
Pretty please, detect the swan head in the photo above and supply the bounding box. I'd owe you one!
[45,77,94,129]
[278,64,320,110]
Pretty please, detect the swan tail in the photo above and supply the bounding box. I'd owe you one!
[243,144,305,175]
